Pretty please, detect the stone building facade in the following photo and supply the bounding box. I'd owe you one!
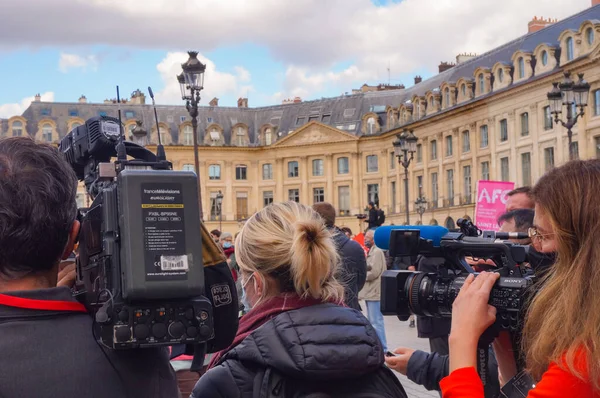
[2,5,600,234]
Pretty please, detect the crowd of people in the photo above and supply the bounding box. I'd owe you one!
[2,135,600,397]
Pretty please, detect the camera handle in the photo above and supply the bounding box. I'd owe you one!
[478,326,500,398]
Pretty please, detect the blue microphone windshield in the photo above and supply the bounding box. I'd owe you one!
[373,225,449,250]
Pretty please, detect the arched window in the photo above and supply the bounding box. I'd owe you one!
[265,128,273,145]
[461,84,466,97]
[445,217,456,230]
[182,125,193,145]
[587,28,595,46]
[541,50,548,66]
[518,57,525,79]
[209,128,220,143]
[367,117,375,134]
[236,126,246,146]
[159,128,168,144]
[12,121,23,137]
[478,74,484,94]
[42,123,53,142]
[498,68,504,83]
[444,88,450,107]
[566,37,574,61]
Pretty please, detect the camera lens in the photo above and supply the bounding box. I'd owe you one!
[405,273,467,318]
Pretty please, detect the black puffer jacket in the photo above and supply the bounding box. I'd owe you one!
[191,303,393,398]
[332,229,367,310]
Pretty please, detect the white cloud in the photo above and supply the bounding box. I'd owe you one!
[0,92,55,118]
[155,52,253,105]
[58,53,98,73]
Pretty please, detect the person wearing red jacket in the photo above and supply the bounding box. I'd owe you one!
[441,160,600,398]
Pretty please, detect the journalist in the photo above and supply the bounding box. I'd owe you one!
[441,160,600,397]
[191,202,406,398]
[0,138,179,398]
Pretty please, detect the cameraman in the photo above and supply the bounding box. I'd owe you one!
[0,138,179,398]
[442,160,600,397]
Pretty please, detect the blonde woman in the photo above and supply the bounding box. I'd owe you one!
[191,202,406,398]
[442,160,600,397]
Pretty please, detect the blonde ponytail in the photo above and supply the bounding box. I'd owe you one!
[235,201,344,303]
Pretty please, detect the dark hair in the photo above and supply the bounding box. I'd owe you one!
[340,227,353,236]
[507,186,532,197]
[368,201,374,206]
[498,209,534,231]
[312,202,336,227]
[0,138,77,278]
[210,229,222,238]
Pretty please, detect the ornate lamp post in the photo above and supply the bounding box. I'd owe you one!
[393,130,418,224]
[415,184,427,224]
[178,51,206,219]
[216,190,224,231]
[547,71,590,160]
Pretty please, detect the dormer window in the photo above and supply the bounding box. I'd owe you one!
[498,68,504,83]
[518,57,525,79]
[42,123,53,142]
[587,28,595,45]
[367,117,375,134]
[478,74,484,94]
[541,51,548,66]
[210,129,220,141]
[265,128,273,145]
[461,84,466,97]
[566,37,574,61]
[444,88,450,108]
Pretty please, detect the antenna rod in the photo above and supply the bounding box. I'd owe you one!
[148,87,166,162]
[115,86,127,162]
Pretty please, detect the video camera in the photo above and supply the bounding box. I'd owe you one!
[59,115,214,350]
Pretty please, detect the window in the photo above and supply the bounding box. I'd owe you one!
[338,186,350,215]
[520,112,529,136]
[416,144,422,163]
[236,126,246,146]
[390,152,396,170]
[480,125,489,148]
[417,176,423,192]
[541,50,548,66]
[209,164,221,180]
[265,128,273,146]
[67,109,78,117]
[343,108,355,118]
[445,135,453,156]
[40,108,51,116]
[543,106,553,130]
[463,166,472,203]
[182,164,194,172]
[431,140,438,160]
[518,57,525,79]
[180,116,186,123]
[594,90,600,116]
[262,163,273,180]
[288,189,300,203]
[312,159,324,176]
[500,119,508,142]
[296,117,306,126]
[429,97,434,107]
[158,127,168,145]
[346,123,357,131]
[209,129,220,141]
[11,121,22,137]
[308,115,319,123]
[501,157,509,181]
[587,27,595,46]
[99,111,107,117]
[313,188,325,203]
[366,155,378,172]
[125,111,135,119]
[367,184,379,205]
[498,68,504,83]
[544,147,555,172]
[462,131,470,153]
[461,84,466,97]
[322,114,331,123]
[206,117,213,123]
[431,172,439,203]
[263,191,274,207]
[572,142,579,160]
[367,117,376,134]
[447,169,454,206]
[521,152,531,186]
[390,181,396,213]
[42,123,53,142]
[236,192,249,220]
[209,192,220,221]
[481,161,490,180]
[445,88,450,107]
[182,125,193,145]
[288,161,299,177]
[337,157,349,174]
[478,74,484,94]
[235,165,247,180]
[566,37,574,61]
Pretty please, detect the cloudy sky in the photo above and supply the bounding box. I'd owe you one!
[0,0,593,117]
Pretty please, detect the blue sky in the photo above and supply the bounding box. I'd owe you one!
[0,0,593,117]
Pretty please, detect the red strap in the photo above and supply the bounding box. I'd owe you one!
[0,293,87,313]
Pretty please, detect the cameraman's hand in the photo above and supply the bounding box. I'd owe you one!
[493,331,518,386]
[384,347,415,375]
[57,262,77,288]
[408,266,416,271]
[448,272,499,373]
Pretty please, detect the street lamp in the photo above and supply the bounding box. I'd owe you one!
[178,51,207,219]
[393,129,418,224]
[415,184,427,224]
[547,71,590,160]
[216,190,224,232]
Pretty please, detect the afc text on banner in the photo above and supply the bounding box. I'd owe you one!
[475,180,515,231]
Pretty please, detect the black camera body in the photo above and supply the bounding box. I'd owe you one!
[380,226,534,332]
[60,116,214,349]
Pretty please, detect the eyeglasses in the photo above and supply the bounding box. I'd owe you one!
[528,227,555,243]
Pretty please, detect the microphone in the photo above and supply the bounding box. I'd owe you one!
[494,232,529,240]
[374,225,449,250]
[148,86,166,161]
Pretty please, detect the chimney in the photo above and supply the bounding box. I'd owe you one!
[237,97,248,108]
[78,95,87,104]
[130,89,146,105]
[34,93,41,102]
[528,16,555,33]
[594,0,600,6]
[456,53,478,64]
[438,62,456,74]
[293,96,302,103]
[209,97,219,107]
[414,76,423,85]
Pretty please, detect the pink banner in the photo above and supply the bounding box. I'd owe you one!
[474,180,515,231]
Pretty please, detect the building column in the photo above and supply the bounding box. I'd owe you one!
[300,156,309,204]
[508,111,518,183]
[453,128,460,205]
[223,161,234,221]
[350,152,361,214]
[276,157,284,202]
[251,160,260,214]
[489,117,498,180]
[380,149,389,213]
[198,160,207,218]
[325,153,334,203]
[529,103,541,181]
